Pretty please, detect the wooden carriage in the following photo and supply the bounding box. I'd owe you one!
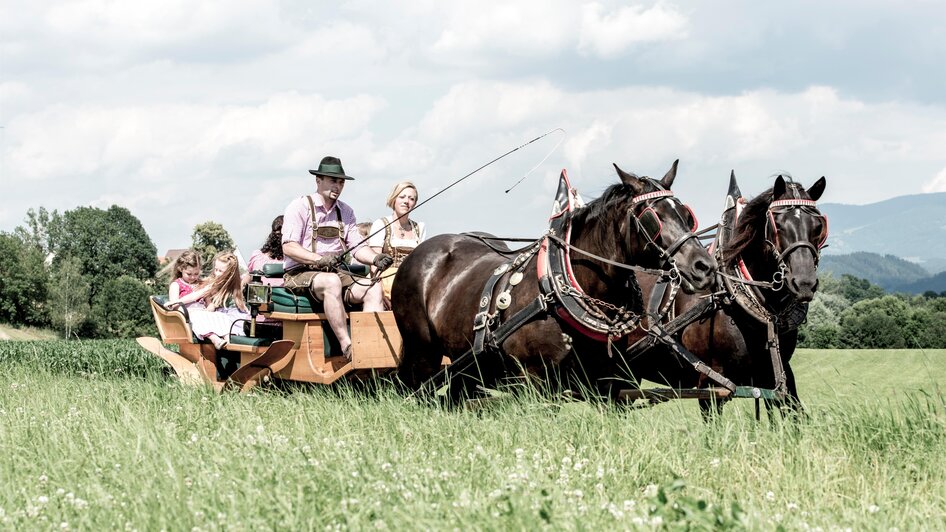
[137,264,412,392]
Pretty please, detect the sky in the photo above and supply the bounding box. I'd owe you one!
[2,1,946,257]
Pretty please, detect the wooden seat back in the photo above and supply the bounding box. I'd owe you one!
[149,296,197,345]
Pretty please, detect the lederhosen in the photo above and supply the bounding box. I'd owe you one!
[283,196,357,300]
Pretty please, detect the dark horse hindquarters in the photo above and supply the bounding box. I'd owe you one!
[392,233,569,390]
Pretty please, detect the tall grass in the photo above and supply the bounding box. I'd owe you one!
[1,341,944,529]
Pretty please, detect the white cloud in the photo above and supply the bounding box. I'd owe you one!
[578,2,688,57]
[418,80,563,142]
[923,167,946,193]
[431,1,574,57]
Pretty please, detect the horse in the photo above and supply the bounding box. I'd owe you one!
[625,173,827,413]
[392,160,719,398]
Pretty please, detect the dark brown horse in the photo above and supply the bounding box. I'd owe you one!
[625,173,827,412]
[392,161,718,396]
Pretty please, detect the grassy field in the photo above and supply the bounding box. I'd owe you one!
[1,341,944,530]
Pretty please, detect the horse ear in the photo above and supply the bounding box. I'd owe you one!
[728,170,742,199]
[613,163,642,188]
[807,176,826,201]
[773,175,787,199]
[659,159,679,188]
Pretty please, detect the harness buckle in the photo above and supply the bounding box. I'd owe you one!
[473,312,490,331]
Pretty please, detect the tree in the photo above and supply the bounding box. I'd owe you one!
[54,205,158,300]
[13,206,63,258]
[838,274,885,303]
[49,257,91,339]
[837,296,911,348]
[192,221,235,272]
[91,275,155,338]
[0,233,50,326]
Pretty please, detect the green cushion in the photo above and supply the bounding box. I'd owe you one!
[271,287,322,314]
[262,263,285,278]
[228,335,274,348]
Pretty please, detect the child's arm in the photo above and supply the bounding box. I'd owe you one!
[171,284,211,305]
[168,281,181,300]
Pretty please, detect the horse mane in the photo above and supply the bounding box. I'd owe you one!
[567,182,636,251]
[722,177,808,266]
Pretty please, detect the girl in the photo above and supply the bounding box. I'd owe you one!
[171,251,249,350]
[166,249,202,302]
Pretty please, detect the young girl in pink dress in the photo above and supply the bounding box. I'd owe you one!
[167,250,203,304]
[170,251,249,350]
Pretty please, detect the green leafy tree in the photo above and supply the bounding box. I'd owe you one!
[91,275,156,338]
[838,274,885,303]
[49,256,91,339]
[54,206,158,300]
[837,295,911,348]
[13,206,63,258]
[192,221,235,272]
[0,233,50,326]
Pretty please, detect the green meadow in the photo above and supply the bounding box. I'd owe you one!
[1,341,944,530]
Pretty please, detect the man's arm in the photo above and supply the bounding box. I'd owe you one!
[352,245,378,266]
[283,241,323,266]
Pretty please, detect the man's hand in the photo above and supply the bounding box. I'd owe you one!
[372,253,394,271]
[312,255,340,271]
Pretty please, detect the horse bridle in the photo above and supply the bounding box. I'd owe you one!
[629,188,701,266]
[765,198,827,269]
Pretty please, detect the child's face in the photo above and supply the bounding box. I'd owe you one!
[212,260,228,277]
[181,265,201,284]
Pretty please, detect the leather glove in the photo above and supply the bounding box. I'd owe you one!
[372,253,394,271]
[312,255,340,271]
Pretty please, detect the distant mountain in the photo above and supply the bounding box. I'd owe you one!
[820,192,946,274]
[820,252,931,292]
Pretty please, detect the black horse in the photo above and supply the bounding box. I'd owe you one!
[392,161,718,396]
[625,173,827,412]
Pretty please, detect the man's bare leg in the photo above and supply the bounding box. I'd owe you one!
[348,279,384,312]
[309,273,352,354]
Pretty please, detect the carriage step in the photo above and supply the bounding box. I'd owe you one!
[618,387,733,403]
[619,386,780,403]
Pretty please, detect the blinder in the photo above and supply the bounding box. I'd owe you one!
[766,198,829,264]
[629,190,699,252]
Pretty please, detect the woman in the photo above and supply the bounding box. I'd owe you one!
[246,215,285,287]
[368,181,427,306]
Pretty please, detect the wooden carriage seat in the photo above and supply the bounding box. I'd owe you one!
[149,296,200,345]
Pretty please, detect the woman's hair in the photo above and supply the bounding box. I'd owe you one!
[259,215,284,260]
[200,251,246,312]
[356,221,372,237]
[163,249,201,280]
[385,181,419,210]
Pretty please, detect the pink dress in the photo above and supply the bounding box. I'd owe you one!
[248,250,284,287]
[172,278,205,310]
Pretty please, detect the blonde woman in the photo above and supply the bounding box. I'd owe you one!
[368,181,427,306]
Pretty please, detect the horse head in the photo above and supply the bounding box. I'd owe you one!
[610,160,718,293]
[768,175,828,301]
[725,174,828,303]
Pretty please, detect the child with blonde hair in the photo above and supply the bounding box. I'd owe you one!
[170,251,248,349]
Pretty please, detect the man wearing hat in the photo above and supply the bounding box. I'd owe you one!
[282,156,394,360]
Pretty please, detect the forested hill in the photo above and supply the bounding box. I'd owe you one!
[819,252,933,293]
[820,192,946,273]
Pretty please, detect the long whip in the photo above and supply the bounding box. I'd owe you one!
[351,127,566,251]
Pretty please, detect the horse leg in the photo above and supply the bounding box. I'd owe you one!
[698,396,727,420]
